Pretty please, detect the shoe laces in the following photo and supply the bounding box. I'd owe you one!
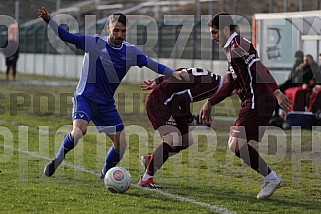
[262,177,279,188]
[261,181,269,189]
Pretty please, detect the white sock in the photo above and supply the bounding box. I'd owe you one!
[265,170,278,180]
[142,172,153,181]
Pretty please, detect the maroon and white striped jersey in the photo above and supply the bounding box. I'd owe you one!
[209,32,278,109]
[153,68,223,104]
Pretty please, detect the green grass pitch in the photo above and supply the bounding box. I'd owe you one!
[0,73,321,213]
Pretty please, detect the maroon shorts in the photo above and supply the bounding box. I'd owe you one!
[145,91,189,136]
[231,97,276,142]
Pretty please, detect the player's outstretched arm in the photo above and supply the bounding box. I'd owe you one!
[199,74,234,125]
[38,7,51,23]
[142,57,190,81]
[37,7,87,51]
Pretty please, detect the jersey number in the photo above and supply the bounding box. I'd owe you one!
[188,68,209,76]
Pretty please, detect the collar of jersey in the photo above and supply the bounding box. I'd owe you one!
[223,32,238,49]
[106,36,124,50]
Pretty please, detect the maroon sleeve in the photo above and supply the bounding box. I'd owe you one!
[251,60,279,93]
[208,74,235,106]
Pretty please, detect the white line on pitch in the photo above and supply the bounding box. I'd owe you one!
[0,143,235,214]
[133,184,235,214]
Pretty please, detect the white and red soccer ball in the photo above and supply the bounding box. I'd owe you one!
[104,167,131,193]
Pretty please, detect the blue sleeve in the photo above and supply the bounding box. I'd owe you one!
[135,48,174,76]
[48,19,96,52]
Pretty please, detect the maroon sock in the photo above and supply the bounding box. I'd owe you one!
[146,143,174,176]
[236,144,271,176]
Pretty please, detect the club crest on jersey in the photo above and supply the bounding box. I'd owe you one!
[101,48,108,53]
[241,51,249,59]
[166,116,177,126]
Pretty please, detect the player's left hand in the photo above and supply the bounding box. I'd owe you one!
[172,70,190,81]
[199,101,212,125]
[38,7,51,22]
[140,79,156,90]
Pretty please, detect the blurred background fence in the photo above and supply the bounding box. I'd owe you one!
[0,0,320,82]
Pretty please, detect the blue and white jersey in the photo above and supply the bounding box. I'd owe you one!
[49,20,174,104]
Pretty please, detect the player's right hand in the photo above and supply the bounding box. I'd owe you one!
[172,70,190,82]
[38,7,51,22]
[273,89,293,113]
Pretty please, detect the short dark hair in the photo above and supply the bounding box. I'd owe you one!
[306,54,313,60]
[108,13,127,27]
[294,50,304,59]
[208,12,237,31]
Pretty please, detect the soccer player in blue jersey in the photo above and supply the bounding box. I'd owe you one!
[37,7,189,178]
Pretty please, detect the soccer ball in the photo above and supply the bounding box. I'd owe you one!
[104,167,131,193]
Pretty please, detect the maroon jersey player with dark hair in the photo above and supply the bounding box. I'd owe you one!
[138,67,223,188]
[200,12,292,200]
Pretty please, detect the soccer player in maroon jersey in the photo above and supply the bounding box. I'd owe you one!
[200,12,292,200]
[138,67,223,188]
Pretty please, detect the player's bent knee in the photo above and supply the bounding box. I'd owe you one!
[72,120,88,137]
[228,137,247,153]
[71,127,87,142]
[162,133,175,147]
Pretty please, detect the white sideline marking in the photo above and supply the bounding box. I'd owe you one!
[0,144,235,214]
[133,184,235,214]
